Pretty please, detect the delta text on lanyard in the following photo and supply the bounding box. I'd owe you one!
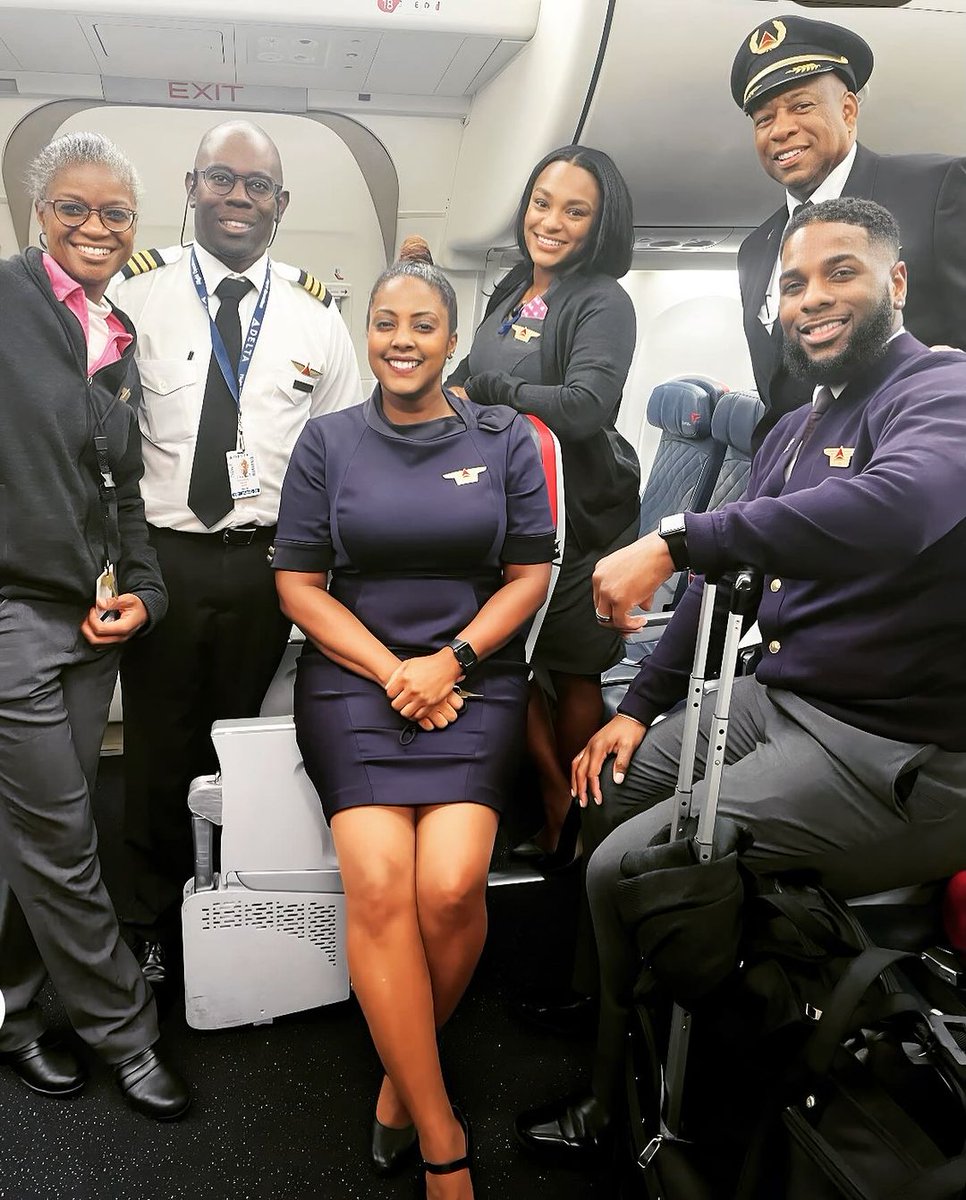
[189,247,272,444]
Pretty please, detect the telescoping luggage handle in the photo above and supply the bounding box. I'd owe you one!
[670,566,760,857]
[662,566,759,1141]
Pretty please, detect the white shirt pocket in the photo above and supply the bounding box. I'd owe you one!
[274,367,318,408]
[137,359,198,444]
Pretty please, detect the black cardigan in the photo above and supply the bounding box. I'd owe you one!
[0,248,166,623]
[448,263,640,552]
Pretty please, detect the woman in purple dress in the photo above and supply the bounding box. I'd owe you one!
[273,241,554,1198]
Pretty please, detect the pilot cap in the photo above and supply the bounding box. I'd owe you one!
[731,15,873,113]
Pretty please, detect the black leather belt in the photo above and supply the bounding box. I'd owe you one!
[149,524,276,546]
[221,525,275,546]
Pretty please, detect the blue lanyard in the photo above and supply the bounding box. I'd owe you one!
[190,248,271,410]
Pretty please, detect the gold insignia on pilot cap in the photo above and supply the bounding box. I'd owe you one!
[749,19,786,56]
[443,466,488,486]
[824,446,855,468]
[789,62,821,76]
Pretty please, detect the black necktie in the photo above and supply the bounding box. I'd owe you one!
[188,276,254,527]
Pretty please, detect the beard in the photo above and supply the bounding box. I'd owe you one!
[782,291,897,385]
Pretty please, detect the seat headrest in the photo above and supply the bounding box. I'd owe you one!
[711,390,765,457]
[646,380,714,440]
[672,375,730,406]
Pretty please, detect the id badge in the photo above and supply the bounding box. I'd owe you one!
[96,563,120,623]
[226,450,261,498]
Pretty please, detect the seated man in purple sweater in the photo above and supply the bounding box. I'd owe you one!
[515,196,966,1160]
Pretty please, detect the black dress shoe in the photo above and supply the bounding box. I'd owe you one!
[0,1034,86,1097]
[515,1092,611,1165]
[370,1116,417,1175]
[512,989,596,1038]
[510,804,582,873]
[115,1046,191,1121]
[135,940,167,987]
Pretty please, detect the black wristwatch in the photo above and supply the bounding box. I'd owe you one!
[447,638,479,672]
[658,513,689,571]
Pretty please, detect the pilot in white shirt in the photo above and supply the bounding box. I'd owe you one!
[110,120,362,980]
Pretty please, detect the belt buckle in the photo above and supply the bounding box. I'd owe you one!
[223,525,257,546]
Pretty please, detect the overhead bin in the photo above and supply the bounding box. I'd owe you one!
[0,0,540,102]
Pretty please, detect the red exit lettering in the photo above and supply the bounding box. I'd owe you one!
[167,82,244,103]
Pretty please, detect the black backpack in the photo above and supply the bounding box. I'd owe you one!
[620,877,966,1200]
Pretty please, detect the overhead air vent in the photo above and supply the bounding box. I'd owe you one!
[0,76,18,94]
[633,228,748,253]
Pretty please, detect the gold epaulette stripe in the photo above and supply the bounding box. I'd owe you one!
[297,269,331,305]
[121,248,162,278]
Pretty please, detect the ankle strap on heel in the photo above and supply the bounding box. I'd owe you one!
[422,1152,470,1176]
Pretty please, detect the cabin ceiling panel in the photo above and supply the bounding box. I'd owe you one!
[579,0,966,232]
[435,36,501,96]
[365,32,465,95]
[0,10,100,72]
[86,20,229,78]
[0,35,18,70]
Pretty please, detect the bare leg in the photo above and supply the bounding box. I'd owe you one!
[551,671,604,769]
[377,803,497,1184]
[330,808,466,1188]
[525,681,576,851]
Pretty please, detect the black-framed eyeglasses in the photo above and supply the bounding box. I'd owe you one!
[43,198,137,233]
[194,166,283,202]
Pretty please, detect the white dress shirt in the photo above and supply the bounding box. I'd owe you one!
[759,142,859,332]
[111,242,363,532]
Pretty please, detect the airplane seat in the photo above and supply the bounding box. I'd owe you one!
[601,382,753,719]
[706,389,764,509]
[181,717,348,1030]
[945,870,966,953]
[636,376,726,538]
[180,417,567,1027]
[259,626,305,718]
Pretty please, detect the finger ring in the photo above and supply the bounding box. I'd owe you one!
[594,610,613,623]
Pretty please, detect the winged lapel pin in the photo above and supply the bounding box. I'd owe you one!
[443,466,488,486]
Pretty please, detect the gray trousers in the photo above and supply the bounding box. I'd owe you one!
[586,676,966,1109]
[0,598,157,1062]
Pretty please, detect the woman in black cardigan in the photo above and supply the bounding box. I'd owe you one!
[448,145,639,868]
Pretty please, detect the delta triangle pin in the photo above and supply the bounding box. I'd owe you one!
[749,19,786,55]
[443,466,488,486]
[824,446,855,468]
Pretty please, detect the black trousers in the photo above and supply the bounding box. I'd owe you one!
[119,525,291,939]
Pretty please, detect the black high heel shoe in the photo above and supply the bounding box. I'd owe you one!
[510,803,582,874]
[371,1115,418,1175]
[418,1107,472,1196]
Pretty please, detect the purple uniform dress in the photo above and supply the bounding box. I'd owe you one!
[272,388,556,820]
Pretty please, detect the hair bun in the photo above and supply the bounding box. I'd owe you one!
[398,235,433,266]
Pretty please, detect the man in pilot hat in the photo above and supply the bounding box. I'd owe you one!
[731,13,966,441]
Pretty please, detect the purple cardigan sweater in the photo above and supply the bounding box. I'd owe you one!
[619,333,966,750]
